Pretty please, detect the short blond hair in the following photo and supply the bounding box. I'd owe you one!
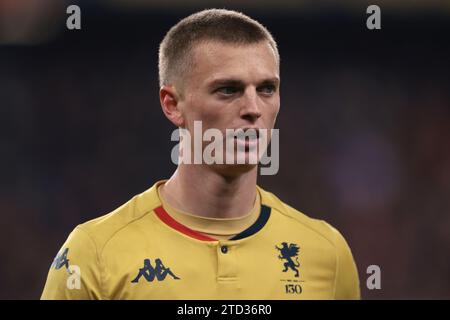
[158,9,279,88]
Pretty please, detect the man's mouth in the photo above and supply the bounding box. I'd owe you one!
[232,128,260,149]
[230,128,260,138]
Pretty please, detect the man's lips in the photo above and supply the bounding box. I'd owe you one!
[233,129,260,150]
[227,128,261,140]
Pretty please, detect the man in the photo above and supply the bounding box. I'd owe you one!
[41,9,360,299]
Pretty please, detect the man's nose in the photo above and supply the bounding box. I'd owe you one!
[240,88,262,122]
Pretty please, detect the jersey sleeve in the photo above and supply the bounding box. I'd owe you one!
[41,226,104,300]
[327,223,361,300]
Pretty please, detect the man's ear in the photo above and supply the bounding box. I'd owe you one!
[160,85,185,127]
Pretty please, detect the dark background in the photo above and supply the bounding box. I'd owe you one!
[1,0,449,299]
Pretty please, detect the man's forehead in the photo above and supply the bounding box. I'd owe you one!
[192,40,276,61]
[189,40,279,80]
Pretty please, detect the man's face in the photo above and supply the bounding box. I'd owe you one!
[176,40,280,172]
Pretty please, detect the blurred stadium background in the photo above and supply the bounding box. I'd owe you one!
[1,0,449,299]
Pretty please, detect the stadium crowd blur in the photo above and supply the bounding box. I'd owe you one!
[1,0,449,299]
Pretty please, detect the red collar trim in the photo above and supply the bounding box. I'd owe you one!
[153,206,217,242]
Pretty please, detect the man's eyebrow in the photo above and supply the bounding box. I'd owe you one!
[208,79,245,88]
[208,77,280,88]
[258,77,280,86]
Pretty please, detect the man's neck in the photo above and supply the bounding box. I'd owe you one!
[160,165,258,219]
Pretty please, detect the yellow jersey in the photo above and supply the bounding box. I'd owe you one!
[41,180,360,299]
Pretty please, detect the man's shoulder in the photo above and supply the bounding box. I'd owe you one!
[73,181,163,251]
[258,186,349,249]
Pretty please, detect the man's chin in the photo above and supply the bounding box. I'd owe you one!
[209,163,258,177]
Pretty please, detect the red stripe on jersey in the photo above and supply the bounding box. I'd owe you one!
[153,206,217,242]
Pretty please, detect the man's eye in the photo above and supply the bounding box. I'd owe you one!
[258,85,276,95]
[216,87,238,95]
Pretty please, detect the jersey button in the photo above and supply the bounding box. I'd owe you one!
[220,246,228,254]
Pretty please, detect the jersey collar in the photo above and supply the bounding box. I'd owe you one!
[153,204,272,242]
